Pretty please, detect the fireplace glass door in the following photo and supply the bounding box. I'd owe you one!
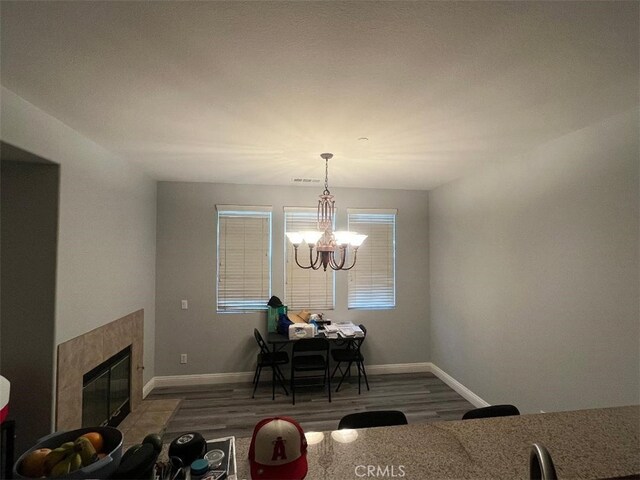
[82,370,109,427]
[109,354,130,417]
[81,347,131,428]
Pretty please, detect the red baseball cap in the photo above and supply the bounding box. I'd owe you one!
[248,416,308,480]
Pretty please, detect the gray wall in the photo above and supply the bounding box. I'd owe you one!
[155,182,429,376]
[0,87,158,389]
[429,110,639,413]
[1,153,59,455]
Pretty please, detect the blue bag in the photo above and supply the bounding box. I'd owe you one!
[277,313,293,335]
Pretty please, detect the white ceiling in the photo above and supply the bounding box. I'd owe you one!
[1,1,637,190]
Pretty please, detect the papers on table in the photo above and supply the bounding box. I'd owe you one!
[323,324,339,338]
[321,321,364,339]
[335,322,364,338]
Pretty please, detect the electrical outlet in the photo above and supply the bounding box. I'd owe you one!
[181,300,188,310]
[180,354,187,364]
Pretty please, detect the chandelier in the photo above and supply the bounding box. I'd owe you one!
[286,153,367,271]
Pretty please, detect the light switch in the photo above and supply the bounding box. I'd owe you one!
[181,300,188,310]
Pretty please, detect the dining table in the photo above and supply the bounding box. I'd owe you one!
[266,330,357,349]
[232,405,640,480]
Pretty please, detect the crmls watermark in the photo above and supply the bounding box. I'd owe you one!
[355,465,406,477]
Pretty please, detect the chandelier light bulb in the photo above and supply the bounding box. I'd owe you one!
[301,230,323,246]
[350,234,367,247]
[285,232,304,246]
[333,231,354,246]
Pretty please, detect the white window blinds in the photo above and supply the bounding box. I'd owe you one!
[348,209,396,309]
[217,206,271,312]
[284,207,335,310]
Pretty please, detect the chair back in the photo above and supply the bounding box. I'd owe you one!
[253,328,271,355]
[292,337,329,354]
[340,324,367,352]
[354,324,367,349]
[462,404,520,420]
[529,443,557,480]
[338,410,408,430]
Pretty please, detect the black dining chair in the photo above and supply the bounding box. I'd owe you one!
[290,337,331,405]
[530,443,558,480]
[331,324,370,394]
[252,328,289,400]
[462,404,520,420]
[338,410,408,430]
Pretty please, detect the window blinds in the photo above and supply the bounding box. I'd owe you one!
[284,207,335,310]
[348,209,396,309]
[217,206,271,312]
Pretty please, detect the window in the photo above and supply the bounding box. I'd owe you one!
[348,209,396,309]
[216,206,271,312]
[284,207,335,310]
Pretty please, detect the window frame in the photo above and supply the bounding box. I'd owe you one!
[347,208,397,310]
[216,205,272,313]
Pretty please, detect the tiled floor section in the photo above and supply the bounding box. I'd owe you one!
[118,398,181,450]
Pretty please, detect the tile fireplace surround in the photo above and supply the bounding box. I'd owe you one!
[56,310,144,430]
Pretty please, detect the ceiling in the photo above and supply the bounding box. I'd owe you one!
[1,1,637,190]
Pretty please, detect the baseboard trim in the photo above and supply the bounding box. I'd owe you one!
[427,363,490,408]
[150,362,431,390]
[366,362,431,375]
[153,371,256,389]
[142,377,155,399]
[148,361,489,409]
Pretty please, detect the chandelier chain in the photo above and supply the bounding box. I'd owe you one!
[323,157,330,195]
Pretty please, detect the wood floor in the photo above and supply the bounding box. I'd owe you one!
[148,372,475,442]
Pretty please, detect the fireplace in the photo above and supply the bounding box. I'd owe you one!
[56,309,143,430]
[82,346,131,428]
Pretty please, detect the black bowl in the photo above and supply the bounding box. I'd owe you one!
[13,426,123,479]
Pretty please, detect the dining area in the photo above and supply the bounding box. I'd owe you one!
[251,319,370,404]
[247,299,371,405]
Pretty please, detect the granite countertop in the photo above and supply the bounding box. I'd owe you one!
[233,405,640,480]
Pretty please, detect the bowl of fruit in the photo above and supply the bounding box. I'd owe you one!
[13,426,123,478]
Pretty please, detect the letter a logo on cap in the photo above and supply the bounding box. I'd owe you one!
[271,436,287,461]
[249,417,308,479]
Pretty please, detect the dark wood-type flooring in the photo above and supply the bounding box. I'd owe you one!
[148,372,475,442]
